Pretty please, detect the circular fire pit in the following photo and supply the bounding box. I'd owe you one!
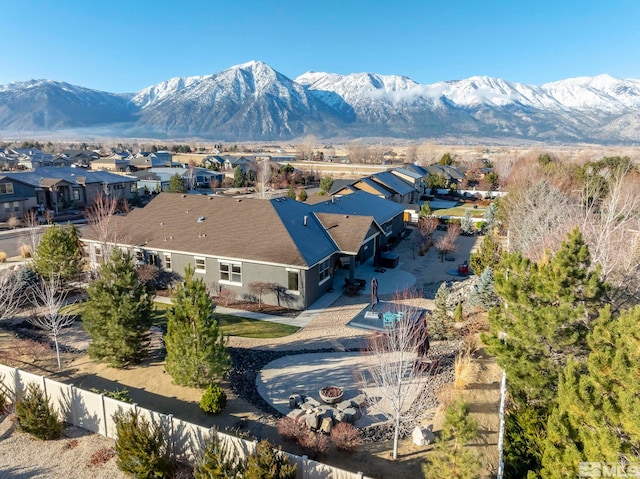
[319,386,344,404]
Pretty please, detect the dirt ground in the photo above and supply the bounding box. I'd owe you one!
[0,229,501,478]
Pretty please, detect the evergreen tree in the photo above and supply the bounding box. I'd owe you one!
[32,223,84,286]
[245,440,296,479]
[319,176,334,195]
[469,267,498,310]
[429,282,453,340]
[487,229,606,407]
[460,210,475,235]
[233,166,245,187]
[482,201,499,234]
[419,201,432,217]
[438,153,454,166]
[422,401,481,479]
[167,172,186,193]
[286,185,296,199]
[469,233,502,275]
[297,188,308,202]
[83,250,154,367]
[486,229,606,475]
[541,306,640,478]
[194,432,245,478]
[164,266,230,387]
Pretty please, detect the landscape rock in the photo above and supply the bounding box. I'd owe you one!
[412,426,435,446]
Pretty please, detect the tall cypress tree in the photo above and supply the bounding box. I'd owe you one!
[164,266,230,387]
[83,250,154,367]
[541,306,640,478]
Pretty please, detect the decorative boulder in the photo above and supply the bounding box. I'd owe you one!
[305,412,320,430]
[304,397,321,408]
[287,409,306,421]
[351,393,368,407]
[412,426,435,446]
[342,407,358,424]
[336,399,355,411]
[301,402,316,411]
[319,417,333,434]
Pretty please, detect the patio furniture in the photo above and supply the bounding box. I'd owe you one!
[383,312,396,328]
[380,252,399,268]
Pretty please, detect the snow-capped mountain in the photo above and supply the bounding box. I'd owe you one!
[0,80,134,131]
[1,62,640,142]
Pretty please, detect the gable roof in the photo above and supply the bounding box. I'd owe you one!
[0,167,136,187]
[88,193,338,268]
[353,177,393,197]
[369,171,415,195]
[404,163,428,177]
[315,213,377,254]
[391,167,423,180]
[309,190,405,225]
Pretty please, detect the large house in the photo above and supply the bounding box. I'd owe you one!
[81,191,405,309]
[130,167,225,193]
[0,167,137,221]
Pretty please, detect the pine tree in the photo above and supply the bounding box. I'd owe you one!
[486,229,607,475]
[194,432,245,478]
[469,267,498,310]
[167,172,186,193]
[32,223,84,286]
[460,210,475,235]
[482,201,499,234]
[541,306,640,478]
[419,201,432,217]
[487,229,606,407]
[429,282,453,340]
[245,440,296,479]
[83,250,154,367]
[164,266,230,387]
[469,233,502,275]
[297,188,308,202]
[233,166,245,187]
[286,185,296,200]
[422,401,481,479]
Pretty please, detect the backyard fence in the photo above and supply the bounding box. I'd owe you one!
[0,364,371,479]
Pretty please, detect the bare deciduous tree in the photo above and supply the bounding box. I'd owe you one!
[28,273,74,369]
[417,216,439,252]
[256,159,272,200]
[21,209,43,257]
[248,281,275,308]
[435,223,461,262]
[84,193,127,263]
[0,269,23,321]
[357,298,433,460]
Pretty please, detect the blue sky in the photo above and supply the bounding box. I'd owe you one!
[1,0,639,92]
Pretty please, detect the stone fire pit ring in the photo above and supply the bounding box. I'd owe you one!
[319,386,344,404]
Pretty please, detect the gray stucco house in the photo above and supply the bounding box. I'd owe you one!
[81,191,405,310]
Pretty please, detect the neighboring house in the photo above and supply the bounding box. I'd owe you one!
[90,156,130,172]
[129,151,176,170]
[424,164,466,187]
[59,150,100,168]
[81,190,405,309]
[130,167,225,193]
[0,167,137,220]
[201,155,226,170]
[390,168,424,200]
[348,177,394,200]
[325,169,419,204]
[369,171,416,203]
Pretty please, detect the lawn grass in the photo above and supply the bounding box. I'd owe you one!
[433,205,487,218]
[63,301,298,338]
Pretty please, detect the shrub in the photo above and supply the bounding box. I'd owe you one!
[453,302,464,322]
[89,387,133,403]
[245,439,296,479]
[277,416,308,441]
[0,388,8,415]
[330,422,363,452]
[297,430,331,457]
[19,244,31,259]
[113,409,172,478]
[200,384,227,414]
[194,432,245,479]
[7,215,20,229]
[0,252,6,263]
[454,348,480,390]
[217,289,237,306]
[15,383,64,440]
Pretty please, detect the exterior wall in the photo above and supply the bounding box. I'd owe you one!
[0,179,37,221]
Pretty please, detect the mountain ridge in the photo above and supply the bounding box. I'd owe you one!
[1,60,639,143]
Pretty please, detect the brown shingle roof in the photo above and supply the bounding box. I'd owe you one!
[315,213,376,254]
[91,193,335,268]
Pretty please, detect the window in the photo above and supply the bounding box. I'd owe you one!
[3,202,10,213]
[72,189,80,201]
[164,253,172,271]
[12,201,19,212]
[219,261,241,284]
[319,258,331,284]
[0,183,13,195]
[287,270,299,292]
[195,256,206,273]
[94,246,102,258]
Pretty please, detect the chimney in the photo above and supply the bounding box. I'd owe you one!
[303,215,308,226]
[331,195,335,203]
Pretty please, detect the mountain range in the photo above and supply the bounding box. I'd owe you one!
[1,60,640,143]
